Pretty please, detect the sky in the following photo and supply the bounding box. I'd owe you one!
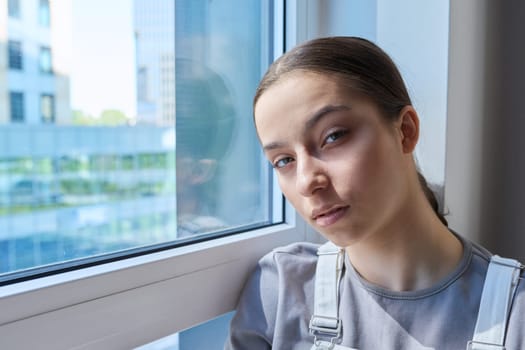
[70,0,136,117]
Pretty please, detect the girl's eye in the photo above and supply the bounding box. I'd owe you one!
[273,157,294,169]
[324,129,348,145]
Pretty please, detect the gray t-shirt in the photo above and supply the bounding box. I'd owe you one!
[225,234,525,349]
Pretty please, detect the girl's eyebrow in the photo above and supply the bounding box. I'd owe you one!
[304,104,352,130]
[263,141,287,152]
[262,104,352,152]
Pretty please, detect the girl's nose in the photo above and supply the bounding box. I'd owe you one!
[296,155,328,196]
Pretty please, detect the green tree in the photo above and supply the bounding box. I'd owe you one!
[71,109,96,125]
[99,109,129,126]
[71,109,130,126]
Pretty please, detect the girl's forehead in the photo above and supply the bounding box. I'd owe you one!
[256,72,372,118]
[255,73,336,123]
[258,72,343,106]
[254,74,391,142]
[275,70,337,87]
[263,71,368,107]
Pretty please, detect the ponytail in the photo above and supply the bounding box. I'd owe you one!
[417,172,448,226]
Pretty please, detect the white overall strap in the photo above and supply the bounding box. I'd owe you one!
[310,242,357,350]
[467,255,523,350]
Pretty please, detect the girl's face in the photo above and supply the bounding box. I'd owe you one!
[255,72,414,247]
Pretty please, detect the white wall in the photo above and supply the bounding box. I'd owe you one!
[446,0,525,258]
[376,0,449,186]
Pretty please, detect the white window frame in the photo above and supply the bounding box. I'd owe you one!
[0,205,319,348]
[0,1,322,348]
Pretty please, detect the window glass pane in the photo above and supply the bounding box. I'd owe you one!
[40,94,55,123]
[136,312,233,350]
[39,47,53,74]
[8,40,23,70]
[8,0,21,18]
[39,0,51,26]
[9,92,25,122]
[0,0,279,282]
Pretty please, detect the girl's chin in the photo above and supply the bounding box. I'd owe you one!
[316,227,365,249]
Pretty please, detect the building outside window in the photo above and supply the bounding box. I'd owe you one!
[8,0,21,18]
[8,40,23,70]
[39,46,52,74]
[39,0,51,26]
[9,92,25,122]
[40,94,55,123]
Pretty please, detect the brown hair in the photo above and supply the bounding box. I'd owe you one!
[254,36,448,226]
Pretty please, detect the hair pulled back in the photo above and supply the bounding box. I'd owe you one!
[254,36,447,226]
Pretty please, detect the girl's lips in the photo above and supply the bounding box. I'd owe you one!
[314,206,349,227]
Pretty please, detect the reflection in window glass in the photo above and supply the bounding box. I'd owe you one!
[0,0,278,280]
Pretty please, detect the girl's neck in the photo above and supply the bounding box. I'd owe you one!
[345,192,463,292]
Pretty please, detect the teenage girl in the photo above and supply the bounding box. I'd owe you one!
[225,36,525,350]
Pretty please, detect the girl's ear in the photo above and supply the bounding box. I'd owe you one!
[396,106,420,153]
[190,159,217,185]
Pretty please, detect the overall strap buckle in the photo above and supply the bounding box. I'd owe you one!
[309,314,341,340]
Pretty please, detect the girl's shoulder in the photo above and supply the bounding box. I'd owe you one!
[258,241,321,272]
[272,241,321,256]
